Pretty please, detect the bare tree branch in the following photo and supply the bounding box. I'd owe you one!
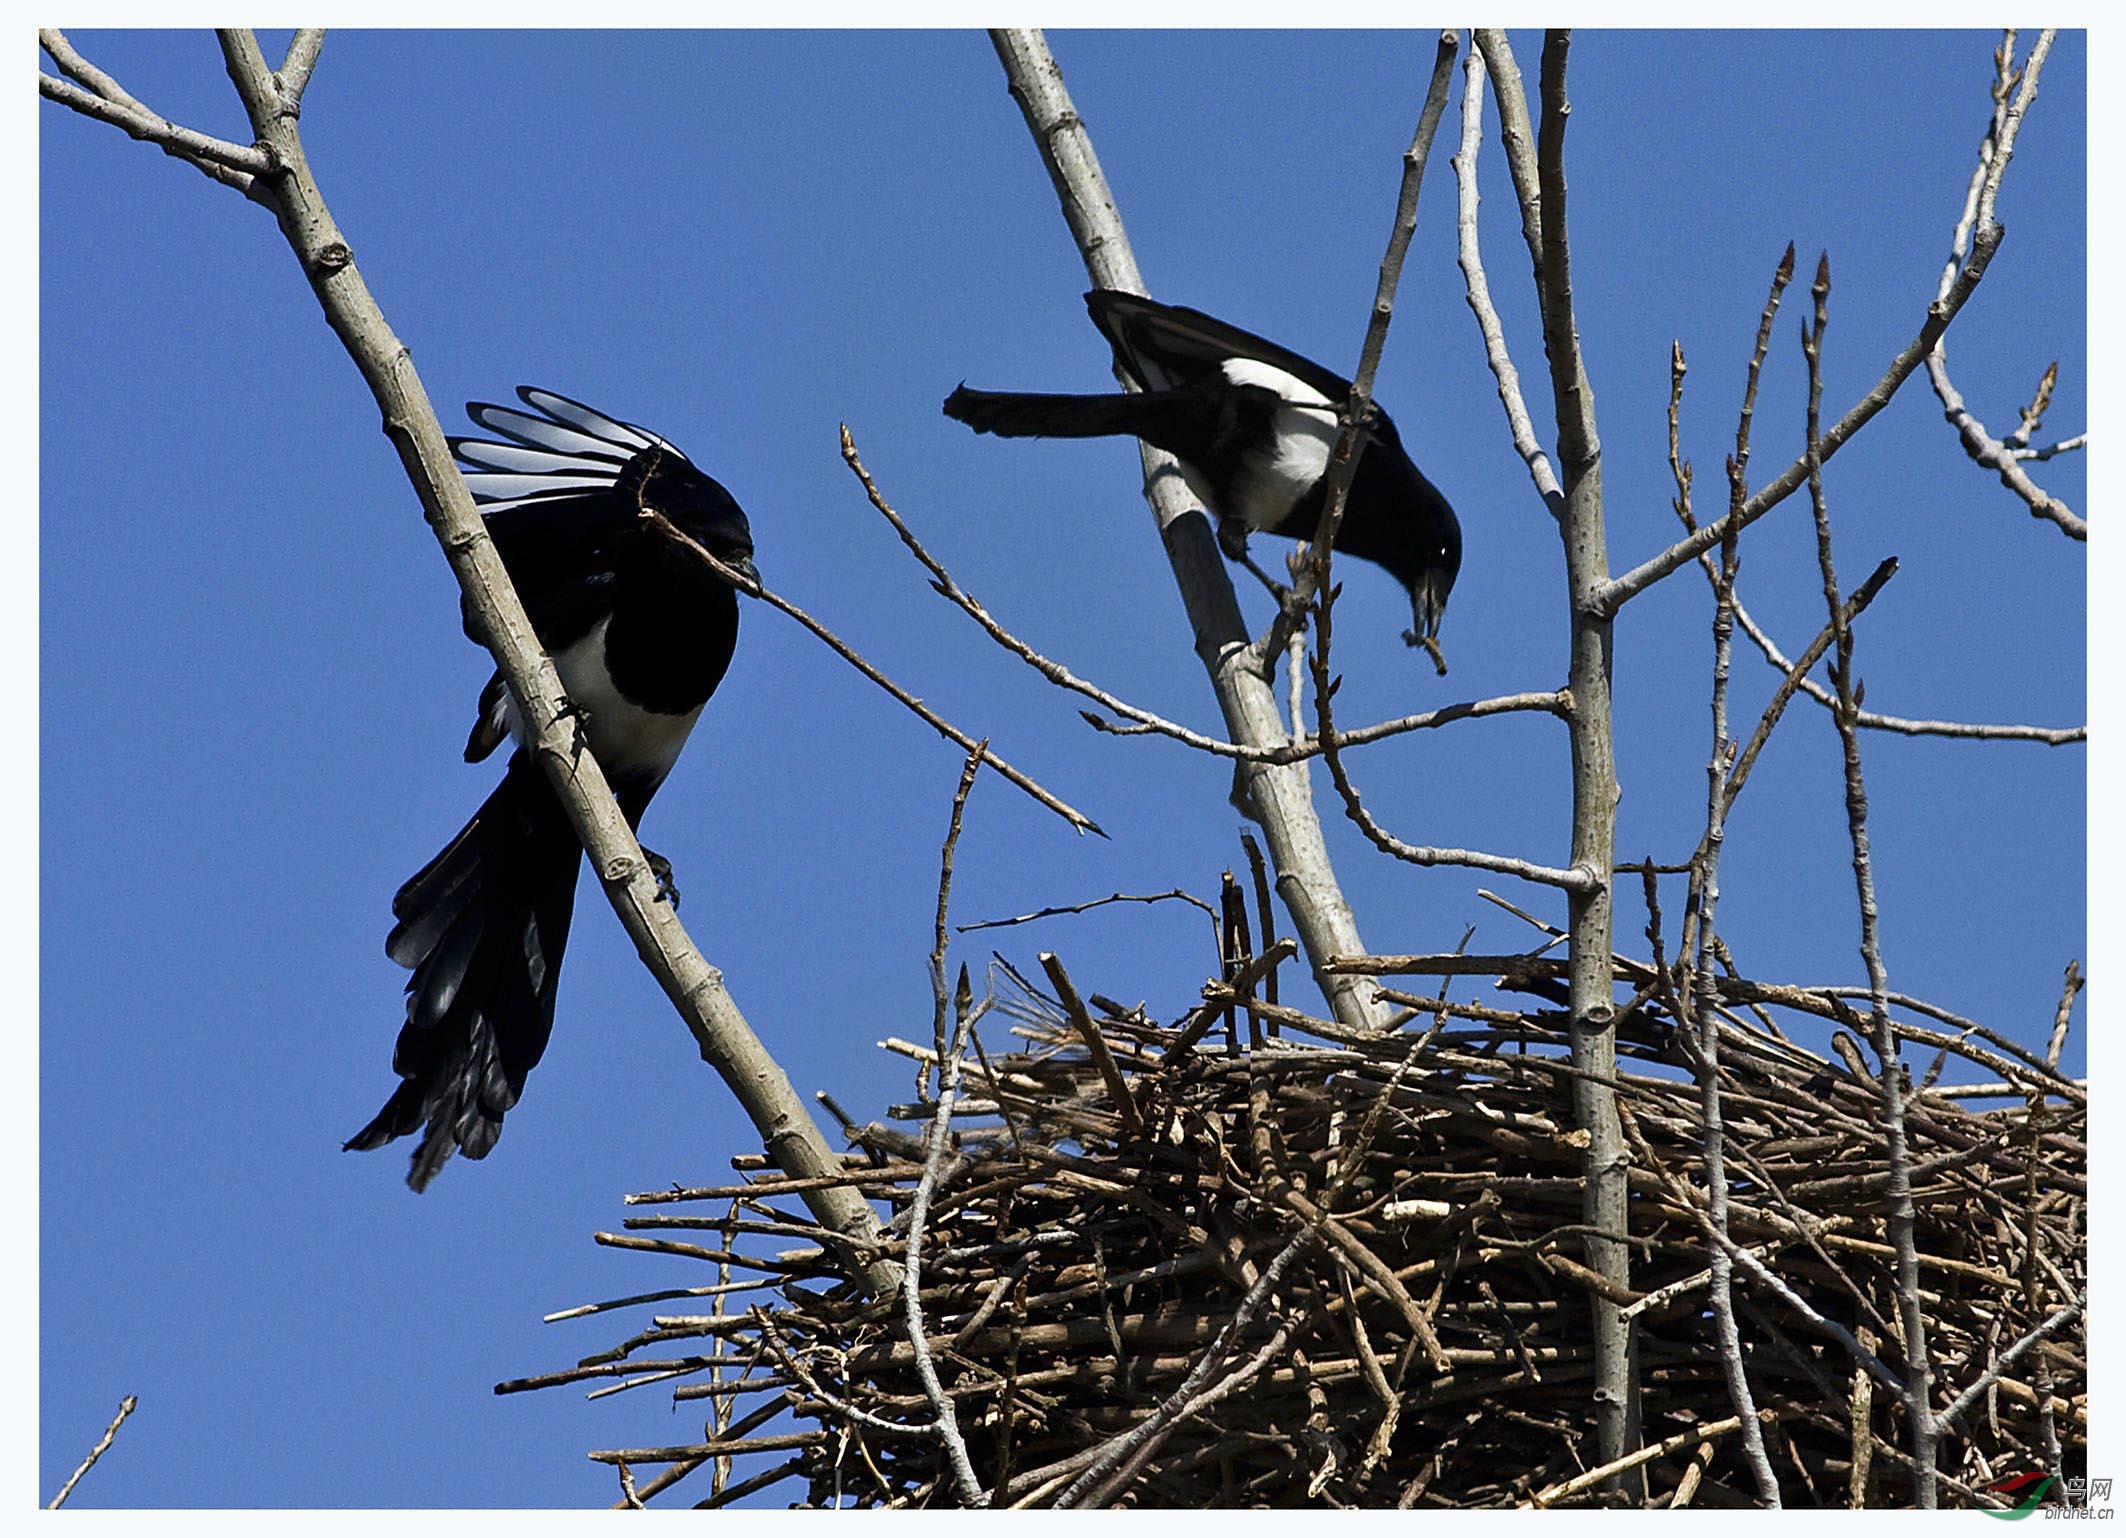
[1492,29,1638,1479]
[1256,28,1459,667]
[929,746,984,1057]
[277,29,326,104]
[1801,253,1936,1504]
[1526,1410,1779,1510]
[40,29,268,197]
[1454,41,1563,518]
[1934,1295,2084,1434]
[1471,31,1545,289]
[1599,224,2003,613]
[1674,260,1783,1504]
[2014,431,2083,463]
[900,759,991,1506]
[47,1395,138,1509]
[986,27,1387,1032]
[1311,582,1592,894]
[1728,593,2082,744]
[1719,558,1900,818]
[640,499,1103,839]
[2046,961,2083,1069]
[1084,689,1570,763]
[957,887,1217,935]
[1925,30,2082,539]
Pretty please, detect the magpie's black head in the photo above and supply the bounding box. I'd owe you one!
[1406,512,1461,648]
[629,449,759,588]
[1338,417,1462,651]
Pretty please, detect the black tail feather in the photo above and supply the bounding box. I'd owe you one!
[347,751,581,1192]
[943,382,1235,463]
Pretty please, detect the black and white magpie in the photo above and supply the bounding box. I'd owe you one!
[346,388,757,1192]
[944,290,1462,651]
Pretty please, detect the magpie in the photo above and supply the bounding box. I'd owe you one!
[944,290,1461,653]
[346,388,757,1192]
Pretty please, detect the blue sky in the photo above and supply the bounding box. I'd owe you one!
[40,29,2085,1508]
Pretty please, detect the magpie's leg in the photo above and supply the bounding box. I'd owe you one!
[1215,516,1297,607]
[642,846,681,907]
[1237,549,1291,603]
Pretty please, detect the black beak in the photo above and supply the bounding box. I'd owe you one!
[728,554,761,589]
[1404,578,1447,648]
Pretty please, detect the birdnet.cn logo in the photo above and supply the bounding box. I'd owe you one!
[1981,1474,2111,1519]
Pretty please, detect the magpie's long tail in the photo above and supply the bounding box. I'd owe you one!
[943,382,1228,460]
[345,750,582,1192]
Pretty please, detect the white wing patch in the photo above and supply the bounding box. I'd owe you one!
[517,388,665,454]
[459,471,622,504]
[1219,359,1339,531]
[504,618,704,785]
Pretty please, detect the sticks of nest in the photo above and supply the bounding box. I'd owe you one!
[511,952,2084,1510]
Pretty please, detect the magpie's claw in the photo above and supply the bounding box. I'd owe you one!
[644,846,681,908]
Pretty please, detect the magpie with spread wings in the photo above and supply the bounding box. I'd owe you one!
[346,388,757,1192]
[945,290,1461,652]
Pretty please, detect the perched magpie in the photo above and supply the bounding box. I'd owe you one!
[346,388,757,1192]
[944,290,1462,652]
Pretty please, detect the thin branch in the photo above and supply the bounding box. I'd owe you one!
[845,423,1560,766]
[639,502,1102,839]
[901,979,990,1506]
[47,1395,138,1509]
[1526,1410,1777,1510]
[1924,363,2083,538]
[930,745,984,1057]
[957,887,1217,934]
[1803,984,2078,1091]
[1721,558,1901,819]
[2013,431,2083,462]
[1728,593,2082,744]
[2046,961,2082,1069]
[1084,690,1571,763]
[1974,29,2054,233]
[1803,253,1936,1505]
[1935,1296,2085,1434]
[39,28,153,112]
[2005,355,2055,450]
[1922,33,2081,538]
[1311,614,1591,893]
[1471,31,1545,290]
[1255,27,1460,666]
[1600,223,2003,613]
[1535,32,1597,480]
[1677,256,1782,1504]
[842,423,1228,755]
[1455,40,1564,517]
[39,38,268,200]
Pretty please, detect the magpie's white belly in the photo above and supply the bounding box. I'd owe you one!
[1220,358,1337,531]
[506,617,702,784]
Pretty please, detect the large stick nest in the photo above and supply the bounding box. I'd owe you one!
[512,952,2085,1510]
